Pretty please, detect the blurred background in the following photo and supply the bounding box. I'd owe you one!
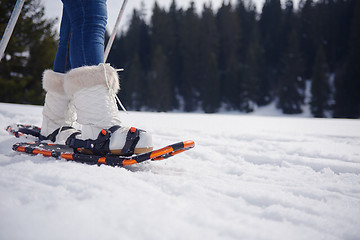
[0,0,359,118]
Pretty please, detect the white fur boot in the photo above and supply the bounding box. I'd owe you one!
[64,63,153,155]
[41,70,80,144]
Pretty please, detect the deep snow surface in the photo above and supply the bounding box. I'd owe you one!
[0,102,360,240]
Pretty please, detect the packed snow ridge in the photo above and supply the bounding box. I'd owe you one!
[0,102,359,240]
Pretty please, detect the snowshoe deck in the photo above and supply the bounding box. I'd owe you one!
[12,140,195,167]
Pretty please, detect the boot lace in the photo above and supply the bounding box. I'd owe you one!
[101,63,127,113]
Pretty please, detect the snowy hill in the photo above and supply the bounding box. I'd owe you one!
[0,102,359,240]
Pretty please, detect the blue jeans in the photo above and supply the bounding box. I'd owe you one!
[53,0,107,73]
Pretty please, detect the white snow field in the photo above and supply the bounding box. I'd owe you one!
[0,102,359,240]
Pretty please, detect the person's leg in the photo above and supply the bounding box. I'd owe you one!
[53,7,71,73]
[61,0,107,68]
[59,0,153,154]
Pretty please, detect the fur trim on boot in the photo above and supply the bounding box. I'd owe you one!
[64,64,120,97]
[42,70,66,95]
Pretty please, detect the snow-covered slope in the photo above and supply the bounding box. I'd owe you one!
[0,102,359,240]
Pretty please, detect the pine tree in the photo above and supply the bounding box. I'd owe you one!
[179,2,201,111]
[217,2,241,110]
[258,0,283,105]
[199,3,220,113]
[241,26,263,112]
[148,45,172,111]
[236,0,263,112]
[0,0,57,104]
[120,9,150,109]
[299,0,316,78]
[150,2,177,111]
[151,3,170,49]
[278,29,305,114]
[310,44,331,117]
[126,53,144,110]
[281,0,295,52]
[236,0,258,63]
[167,0,183,109]
[334,0,360,118]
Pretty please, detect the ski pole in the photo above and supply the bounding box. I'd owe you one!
[0,0,26,62]
[104,0,128,62]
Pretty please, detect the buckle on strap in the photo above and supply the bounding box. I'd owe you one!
[121,127,141,156]
[67,125,121,155]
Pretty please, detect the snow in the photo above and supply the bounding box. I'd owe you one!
[0,102,360,240]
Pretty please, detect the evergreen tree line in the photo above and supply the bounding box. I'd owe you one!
[107,0,360,118]
[1,0,359,118]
